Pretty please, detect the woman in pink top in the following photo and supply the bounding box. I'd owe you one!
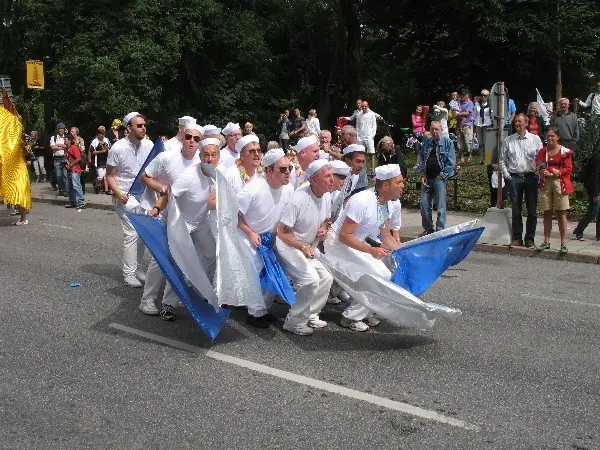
[411,105,426,137]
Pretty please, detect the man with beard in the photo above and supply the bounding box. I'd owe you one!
[289,135,320,189]
[220,122,243,168]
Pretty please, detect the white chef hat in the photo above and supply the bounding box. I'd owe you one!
[305,160,329,178]
[222,122,241,136]
[342,143,366,156]
[235,134,259,153]
[123,112,141,128]
[200,138,221,148]
[375,164,401,181]
[202,124,221,136]
[295,135,318,153]
[184,123,203,133]
[329,160,351,175]
[263,148,285,167]
[318,151,330,160]
[178,116,195,126]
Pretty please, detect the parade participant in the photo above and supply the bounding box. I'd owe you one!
[201,125,221,139]
[329,160,352,222]
[220,122,243,168]
[164,116,196,152]
[225,134,263,192]
[106,112,154,287]
[237,148,295,328]
[140,123,202,317]
[201,138,225,238]
[276,160,335,335]
[289,135,320,189]
[341,143,368,197]
[325,164,404,331]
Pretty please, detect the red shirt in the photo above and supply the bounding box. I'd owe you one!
[528,116,539,135]
[66,144,83,174]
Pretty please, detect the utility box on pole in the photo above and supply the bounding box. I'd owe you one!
[0,75,14,108]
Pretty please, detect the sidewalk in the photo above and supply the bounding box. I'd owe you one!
[30,181,600,265]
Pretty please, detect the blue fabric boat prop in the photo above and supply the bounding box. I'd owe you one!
[128,139,166,202]
[125,212,230,341]
[257,232,296,305]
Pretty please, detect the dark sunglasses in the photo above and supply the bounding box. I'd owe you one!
[246,148,262,155]
[278,165,294,174]
[334,173,348,180]
[184,134,202,143]
[133,123,146,129]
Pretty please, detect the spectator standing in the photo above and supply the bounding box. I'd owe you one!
[30,130,46,182]
[474,90,492,164]
[289,108,306,144]
[449,92,461,134]
[432,101,449,136]
[418,122,456,235]
[89,126,111,194]
[278,110,292,150]
[411,105,426,139]
[110,119,122,144]
[244,122,256,136]
[64,134,86,209]
[535,127,573,253]
[576,79,600,116]
[549,98,578,150]
[573,145,600,241]
[50,122,68,196]
[505,88,517,135]
[500,114,543,248]
[456,91,474,163]
[377,136,407,178]
[70,127,86,194]
[527,103,547,140]
[319,130,341,160]
[305,109,321,135]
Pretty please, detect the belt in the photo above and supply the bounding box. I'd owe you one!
[509,172,535,178]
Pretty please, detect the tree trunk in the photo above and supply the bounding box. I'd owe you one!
[555,0,562,106]
[339,0,361,106]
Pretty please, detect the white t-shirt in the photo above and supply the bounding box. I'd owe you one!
[141,149,199,209]
[164,136,183,153]
[50,134,66,157]
[332,189,382,241]
[219,146,239,169]
[389,200,402,231]
[238,178,294,235]
[305,117,321,135]
[289,167,307,190]
[106,137,154,193]
[222,165,262,194]
[280,185,331,245]
[171,165,212,228]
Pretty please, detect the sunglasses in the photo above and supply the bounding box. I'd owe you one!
[246,149,261,155]
[133,123,146,129]
[334,173,348,180]
[184,134,202,143]
[278,165,293,174]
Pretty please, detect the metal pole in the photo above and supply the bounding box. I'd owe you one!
[496,82,505,209]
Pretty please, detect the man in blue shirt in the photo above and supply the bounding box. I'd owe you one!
[456,91,474,163]
[419,121,456,235]
[504,87,517,135]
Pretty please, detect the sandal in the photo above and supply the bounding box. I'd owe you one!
[575,235,585,241]
[560,244,568,254]
[539,242,551,250]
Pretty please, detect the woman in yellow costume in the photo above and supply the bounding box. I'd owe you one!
[0,107,32,225]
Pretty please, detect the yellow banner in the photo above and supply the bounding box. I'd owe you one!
[26,60,44,89]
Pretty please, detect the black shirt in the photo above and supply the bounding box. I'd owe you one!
[293,116,305,132]
[425,141,442,179]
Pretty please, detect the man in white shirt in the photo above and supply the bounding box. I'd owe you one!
[290,135,320,189]
[220,122,243,168]
[341,143,368,197]
[276,160,334,335]
[224,134,263,192]
[106,112,155,287]
[344,98,382,124]
[576,80,600,116]
[237,148,295,328]
[139,124,202,317]
[201,124,221,139]
[164,116,196,153]
[50,122,68,195]
[500,113,543,248]
[325,164,404,331]
[344,100,380,172]
[474,89,492,163]
[329,160,352,222]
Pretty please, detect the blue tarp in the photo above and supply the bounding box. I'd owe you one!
[128,139,166,202]
[257,233,296,305]
[391,227,484,296]
[125,212,230,341]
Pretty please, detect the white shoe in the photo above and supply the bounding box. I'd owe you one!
[178,301,185,308]
[13,219,28,226]
[139,301,159,315]
[337,291,351,301]
[326,296,341,305]
[340,317,369,332]
[136,271,147,283]
[308,318,328,328]
[124,276,143,288]
[283,321,313,336]
[363,317,381,327]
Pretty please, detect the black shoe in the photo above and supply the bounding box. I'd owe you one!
[247,314,269,328]
[524,240,536,249]
[51,186,58,191]
[160,305,175,321]
[65,204,76,208]
[263,313,278,323]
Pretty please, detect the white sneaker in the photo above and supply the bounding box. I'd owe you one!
[136,271,147,283]
[124,276,143,288]
[338,291,351,301]
[283,321,314,336]
[139,301,159,315]
[340,317,369,332]
[363,317,381,327]
[326,296,341,305]
[13,219,28,226]
[308,318,328,328]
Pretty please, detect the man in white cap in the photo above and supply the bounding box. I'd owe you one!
[290,135,320,189]
[325,164,405,331]
[329,160,352,222]
[201,125,221,139]
[220,122,243,168]
[276,160,335,335]
[224,134,263,193]
[237,148,295,328]
[341,143,368,198]
[106,112,155,287]
[164,116,196,153]
[139,123,202,317]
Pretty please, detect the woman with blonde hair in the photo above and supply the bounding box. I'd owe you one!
[244,122,256,136]
[305,108,321,135]
[527,102,547,138]
[266,140,279,151]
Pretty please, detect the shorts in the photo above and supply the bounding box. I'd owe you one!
[96,167,106,180]
[358,137,375,154]
[539,178,569,212]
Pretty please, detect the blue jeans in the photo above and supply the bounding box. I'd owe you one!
[508,175,538,243]
[420,177,447,233]
[574,191,600,238]
[66,171,85,206]
[53,158,67,193]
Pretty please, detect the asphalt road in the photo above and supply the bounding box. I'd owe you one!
[1,203,599,449]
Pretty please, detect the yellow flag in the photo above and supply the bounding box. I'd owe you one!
[26,60,44,89]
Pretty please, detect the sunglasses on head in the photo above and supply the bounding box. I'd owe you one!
[184,134,202,143]
[334,173,348,180]
[278,165,293,174]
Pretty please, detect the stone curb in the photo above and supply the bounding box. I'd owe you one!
[32,196,114,211]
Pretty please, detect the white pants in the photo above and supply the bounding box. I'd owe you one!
[141,257,177,306]
[358,137,375,154]
[238,230,275,317]
[112,196,146,278]
[96,167,106,180]
[324,232,391,321]
[33,156,46,176]
[276,239,333,328]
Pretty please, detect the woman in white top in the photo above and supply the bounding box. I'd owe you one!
[305,109,321,136]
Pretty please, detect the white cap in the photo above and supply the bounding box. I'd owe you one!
[263,148,285,167]
[200,138,221,148]
[342,143,366,156]
[330,160,351,175]
[202,124,221,135]
[318,151,330,160]
[235,134,259,153]
[295,135,318,153]
[375,164,401,181]
[184,123,202,133]
[178,116,195,125]
[305,160,329,178]
[123,112,141,128]
[222,122,241,136]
